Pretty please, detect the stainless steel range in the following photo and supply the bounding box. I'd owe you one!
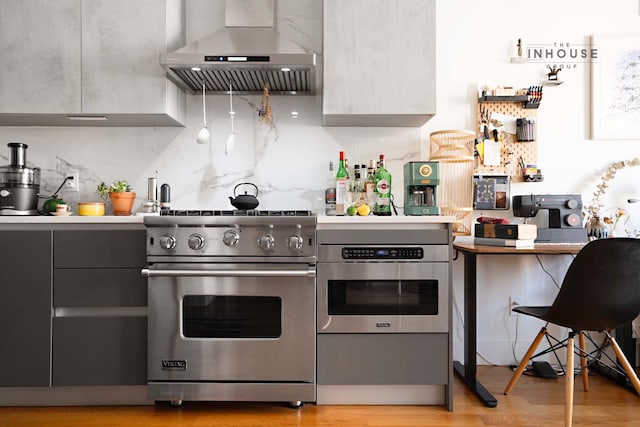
[142,210,316,407]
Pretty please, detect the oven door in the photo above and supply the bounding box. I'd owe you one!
[317,261,448,333]
[146,263,315,383]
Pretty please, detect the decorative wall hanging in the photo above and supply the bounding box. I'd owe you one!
[258,84,273,126]
[591,35,640,139]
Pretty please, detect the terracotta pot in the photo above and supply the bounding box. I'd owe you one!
[109,192,136,216]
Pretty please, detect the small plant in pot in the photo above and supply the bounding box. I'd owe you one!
[97,180,136,216]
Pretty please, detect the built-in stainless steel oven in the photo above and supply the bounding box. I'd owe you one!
[316,221,452,407]
[142,211,316,407]
[317,235,449,334]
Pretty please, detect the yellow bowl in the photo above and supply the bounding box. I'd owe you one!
[78,202,105,216]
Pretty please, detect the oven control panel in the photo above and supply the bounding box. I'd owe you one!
[341,247,424,260]
[146,225,316,258]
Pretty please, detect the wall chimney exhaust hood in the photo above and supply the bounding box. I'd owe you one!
[160,0,316,95]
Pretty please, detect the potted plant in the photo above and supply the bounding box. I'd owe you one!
[97,180,136,216]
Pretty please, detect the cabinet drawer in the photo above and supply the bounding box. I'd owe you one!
[54,229,146,268]
[54,268,146,307]
[317,333,449,385]
[52,317,147,386]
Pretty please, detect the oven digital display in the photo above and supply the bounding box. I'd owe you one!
[341,247,423,260]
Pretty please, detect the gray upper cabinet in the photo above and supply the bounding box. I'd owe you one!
[0,0,81,114]
[322,0,436,127]
[0,0,186,127]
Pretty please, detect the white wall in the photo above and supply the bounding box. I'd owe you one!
[431,0,640,365]
[1,0,639,365]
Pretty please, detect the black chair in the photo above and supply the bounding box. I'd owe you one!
[503,238,640,426]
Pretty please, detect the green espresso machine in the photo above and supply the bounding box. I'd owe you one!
[403,161,440,215]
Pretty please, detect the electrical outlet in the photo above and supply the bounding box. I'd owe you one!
[509,295,521,316]
[65,172,79,192]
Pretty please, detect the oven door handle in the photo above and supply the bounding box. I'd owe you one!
[141,268,316,278]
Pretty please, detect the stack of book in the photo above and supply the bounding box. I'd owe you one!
[473,223,537,248]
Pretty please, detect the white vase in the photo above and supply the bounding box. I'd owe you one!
[586,216,609,240]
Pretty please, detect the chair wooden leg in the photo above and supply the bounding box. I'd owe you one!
[504,326,547,395]
[578,332,589,391]
[566,332,575,427]
[609,335,640,396]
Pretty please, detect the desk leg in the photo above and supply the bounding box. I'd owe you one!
[617,324,636,367]
[453,252,498,408]
[590,324,638,395]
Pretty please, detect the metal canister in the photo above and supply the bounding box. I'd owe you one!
[147,177,157,203]
[160,183,171,211]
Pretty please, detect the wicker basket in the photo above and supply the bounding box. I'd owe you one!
[429,130,476,163]
[429,130,476,237]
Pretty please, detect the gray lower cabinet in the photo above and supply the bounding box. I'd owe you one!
[52,317,146,386]
[52,228,147,386]
[317,333,449,385]
[0,230,52,387]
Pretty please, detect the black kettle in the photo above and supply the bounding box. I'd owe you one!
[229,182,259,210]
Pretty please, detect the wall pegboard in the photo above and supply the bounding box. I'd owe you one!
[476,99,538,183]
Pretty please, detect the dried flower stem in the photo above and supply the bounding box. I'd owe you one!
[586,157,640,219]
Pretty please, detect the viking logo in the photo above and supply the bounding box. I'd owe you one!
[161,360,187,370]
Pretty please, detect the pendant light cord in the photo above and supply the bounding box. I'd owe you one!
[202,82,206,127]
[229,82,234,133]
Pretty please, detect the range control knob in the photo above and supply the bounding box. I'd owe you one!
[257,234,275,251]
[287,235,304,251]
[223,230,240,247]
[159,234,176,250]
[187,234,205,250]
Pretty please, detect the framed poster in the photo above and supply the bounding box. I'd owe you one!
[591,35,640,139]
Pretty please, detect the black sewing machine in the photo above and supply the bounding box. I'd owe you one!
[512,194,588,243]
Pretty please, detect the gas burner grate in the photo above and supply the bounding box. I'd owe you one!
[160,209,314,217]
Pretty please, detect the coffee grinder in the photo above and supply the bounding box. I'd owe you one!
[403,161,440,215]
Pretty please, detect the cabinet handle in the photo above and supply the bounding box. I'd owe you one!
[53,307,147,318]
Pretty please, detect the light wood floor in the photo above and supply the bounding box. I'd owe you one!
[1,366,640,426]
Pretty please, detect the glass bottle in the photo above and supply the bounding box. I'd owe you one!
[364,160,376,209]
[373,154,392,216]
[352,165,364,205]
[352,164,361,192]
[324,161,336,216]
[335,151,349,216]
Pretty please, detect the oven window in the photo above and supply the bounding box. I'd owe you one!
[328,280,438,315]
[182,296,282,338]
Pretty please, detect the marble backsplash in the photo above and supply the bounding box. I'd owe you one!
[0,94,423,215]
[0,0,424,215]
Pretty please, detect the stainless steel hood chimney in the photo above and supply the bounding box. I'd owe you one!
[160,0,316,95]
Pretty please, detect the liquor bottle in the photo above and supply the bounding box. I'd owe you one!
[364,160,376,209]
[335,151,349,216]
[352,164,361,192]
[324,161,336,216]
[352,165,364,205]
[373,154,392,216]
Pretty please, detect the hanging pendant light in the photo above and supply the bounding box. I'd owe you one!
[196,81,210,144]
